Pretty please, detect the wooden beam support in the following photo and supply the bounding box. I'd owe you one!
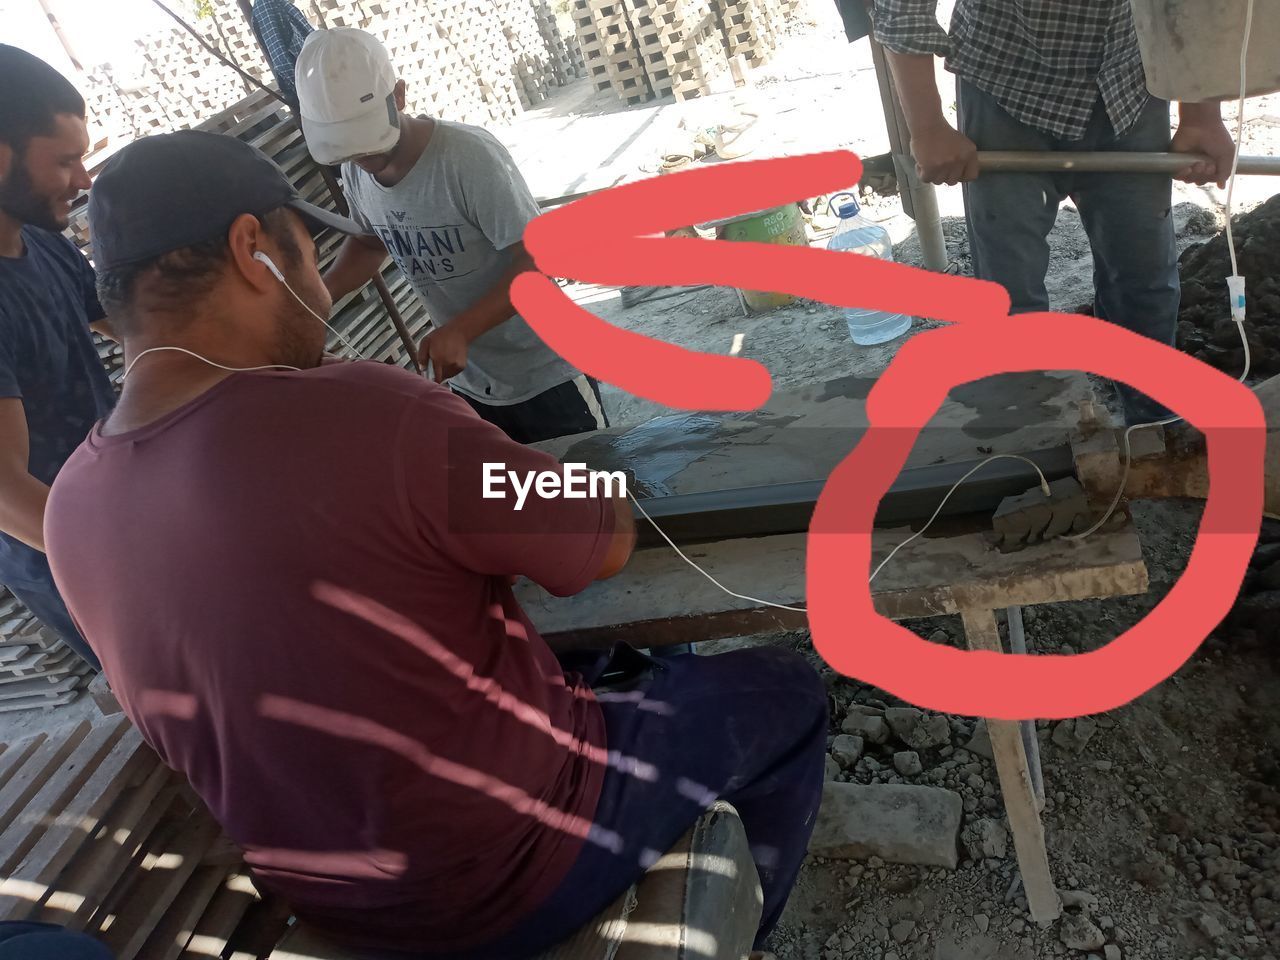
[960,608,1060,924]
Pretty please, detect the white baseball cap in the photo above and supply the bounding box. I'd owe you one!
[295,28,401,165]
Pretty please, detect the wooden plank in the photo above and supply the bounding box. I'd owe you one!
[517,524,1148,648]
[40,767,177,929]
[0,735,46,793]
[960,608,1060,924]
[135,864,229,960]
[178,874,260,960]
[0,726,156,919]
[0,722,90,834]
[0,691,81,713]
[99,809,221,960]
[0,717,129,877]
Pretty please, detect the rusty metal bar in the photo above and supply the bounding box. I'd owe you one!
[316,166,422,372]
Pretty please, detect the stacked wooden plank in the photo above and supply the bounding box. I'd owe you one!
[715,0,782,68]
[574,0,795,104]
[534,0,588,85]
[76,0,583,160]
[0,717,284,960]
[0,590,91,714]
[572,0,654,104]
[632,0,728,101]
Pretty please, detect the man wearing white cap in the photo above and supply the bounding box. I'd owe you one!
[295,28,607,444]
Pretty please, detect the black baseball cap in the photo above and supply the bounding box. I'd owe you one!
[88,130,361,271]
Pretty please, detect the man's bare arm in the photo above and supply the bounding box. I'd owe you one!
[884,50,979,185]
[323,233,389,302]
[0,398,50,552]
[418,241,536,382]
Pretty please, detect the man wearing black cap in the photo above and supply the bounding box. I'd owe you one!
[44,129,827,960]
[0,45,111,672]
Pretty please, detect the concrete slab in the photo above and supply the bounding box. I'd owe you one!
[809,781,963,868]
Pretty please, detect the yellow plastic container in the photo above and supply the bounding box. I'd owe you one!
[712,204,808,313]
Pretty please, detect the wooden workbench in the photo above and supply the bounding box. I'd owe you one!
[516,371,1149,924]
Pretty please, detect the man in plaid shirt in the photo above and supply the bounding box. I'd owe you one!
[238,0,314,110]
[871,0,1236,424]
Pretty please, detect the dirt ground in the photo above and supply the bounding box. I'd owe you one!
[2,5,1278,959]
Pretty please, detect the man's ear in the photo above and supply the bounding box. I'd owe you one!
[226,213,276,293]
[394,79,407,112]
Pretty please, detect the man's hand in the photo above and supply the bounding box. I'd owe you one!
[1172,105,1236,188]
[911,122,980,185]
[418,325,469,383]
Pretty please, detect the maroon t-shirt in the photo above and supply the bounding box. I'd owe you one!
[45,362,614,951]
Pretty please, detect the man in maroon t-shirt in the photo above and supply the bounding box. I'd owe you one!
[46,131,828,958]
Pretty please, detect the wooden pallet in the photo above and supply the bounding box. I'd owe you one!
[0,590,89,708]
[0,717,274,960]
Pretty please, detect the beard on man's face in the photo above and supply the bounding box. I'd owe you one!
[271,269,331,370]
[0,158,68,232]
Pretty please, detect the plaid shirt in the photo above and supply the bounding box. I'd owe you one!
[251,0,314,104]
[870,0,1150,141]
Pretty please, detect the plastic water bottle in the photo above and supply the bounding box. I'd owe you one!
[826,199,913,345]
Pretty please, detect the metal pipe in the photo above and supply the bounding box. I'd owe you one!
[896,156,949,272]
[1005,606,1046,812]
[978,151,1280,176]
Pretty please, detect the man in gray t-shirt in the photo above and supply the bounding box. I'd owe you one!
[295,27,608,443]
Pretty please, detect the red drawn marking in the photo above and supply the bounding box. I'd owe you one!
[513,152,1268,720]
[808,315,1264,719]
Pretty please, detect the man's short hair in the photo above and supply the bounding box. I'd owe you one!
[0,44,86,151]
[96,208,301,337]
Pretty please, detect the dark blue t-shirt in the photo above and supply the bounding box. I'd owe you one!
[0,226,115,588]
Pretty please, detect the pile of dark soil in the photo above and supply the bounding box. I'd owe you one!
[1177,194,1280,377]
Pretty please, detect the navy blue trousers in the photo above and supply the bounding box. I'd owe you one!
[958,79,1180,425]
[474,643,830,958]
[0,922,114,959]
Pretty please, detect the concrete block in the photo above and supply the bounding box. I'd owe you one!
[809,782,963,868]
[841,713,889,744]
[884,707,951,750]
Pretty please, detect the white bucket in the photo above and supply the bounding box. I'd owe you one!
[1129,0,1280,102]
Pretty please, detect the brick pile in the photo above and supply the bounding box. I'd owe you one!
[571,0,794,103]
[77,0,583,154]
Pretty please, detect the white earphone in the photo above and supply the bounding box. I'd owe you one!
[253,250,287,282]
[252,250,364,359]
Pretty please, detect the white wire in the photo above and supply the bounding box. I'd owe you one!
[1067,0,1256,541]
[122,345,301,379]
[629,492,808,613]
[1225,0,1255,277]
[867,454,1050,582]
[276,271,366,360]
[617,5,1262,605]
[627,453,1051,611]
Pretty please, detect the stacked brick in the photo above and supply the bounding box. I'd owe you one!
[573,0,794,104]
[73,0,581,155]
[717,0,781,68]
[0,589,91,713]
[571,0,651,104]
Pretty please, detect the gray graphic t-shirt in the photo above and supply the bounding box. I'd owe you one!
[342,120,578,405]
